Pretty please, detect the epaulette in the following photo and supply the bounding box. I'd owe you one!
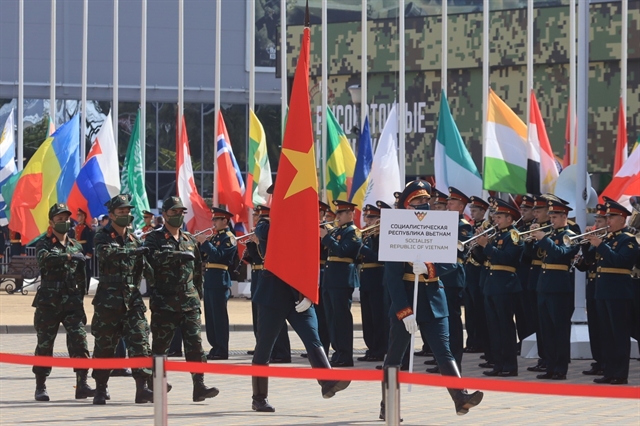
[349,224,357,231]
[226,231,234,238]
[568,219,576,225]
[624,232,635,237]
[461,219,470,225]
[565,229,576,236]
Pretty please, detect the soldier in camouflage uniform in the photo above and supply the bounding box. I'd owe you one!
[32,203,94,402]
[90,194,154,405]
[143,196,219,402]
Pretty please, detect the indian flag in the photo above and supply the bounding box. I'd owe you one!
[434,90,482,197]
[325,107,356,205]
[483,89,528,195]
[246,109,272,208]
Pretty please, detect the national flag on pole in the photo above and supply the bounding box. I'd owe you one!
[483,89,528,195]
[216,111,248,226]
[245,109,272,208]
[177,113,212,234]
[121,110,151,229]
[527,90,559,194]
[264,17,320,303]
[325,107,356,206]
[348,116,373,227]
[9,115,80,244]
[66,112,121,223]
[0,109,17,226]
[434,90,482,197]
[599,144,640,210]
[613,97,628,176]
[48,115,56,137]
[363,104,401,209]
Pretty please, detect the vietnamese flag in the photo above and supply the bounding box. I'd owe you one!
[264,17,319,303]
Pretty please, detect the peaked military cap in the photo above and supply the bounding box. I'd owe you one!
[431,188,448,205]
[319,200,331,212]
[211,207,233,220]
[142,210,154,217]
[49,203,72,220]
[548,198,573,214]
[532,194,549,210]
[594,203,607,218]
[363,204,381,217]
[105,194,134,212]
[469,196,489,210]
[376,200,392,210]
[162,195,187,211]
[77,208,87,216]
[254,204,270,216]
[332,199,357,213]
[605,200,631,217]
[447,187,471,204]
[397,180,432,209]
[493,198,521,221]
[520,195,535,209]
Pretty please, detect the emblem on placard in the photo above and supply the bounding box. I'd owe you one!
[414,211,427,221]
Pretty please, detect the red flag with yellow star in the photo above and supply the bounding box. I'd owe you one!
[264,19,319,303]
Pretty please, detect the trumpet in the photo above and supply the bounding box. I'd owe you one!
[361,223,380,238]
[193,227,216,237]
[509,224,553,243]
[563,226,609,246]
[236,232,256,245]
[457,225,498,251]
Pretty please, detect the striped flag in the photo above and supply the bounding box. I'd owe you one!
[348,116,373,227]
[613,97,628,176]
[0,110,17,226]
[120,110,151,229]
[600,144,640,210]
[216,110,247,226]
[245,109,272,208]
[325,107,356,205]
[527,90,559,194]
[434,90,482,198]
[483,89,528,195]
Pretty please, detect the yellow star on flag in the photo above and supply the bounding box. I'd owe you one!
[282,145,317,199]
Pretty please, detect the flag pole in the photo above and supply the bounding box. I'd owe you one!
[213,0,221,208]
[81,0,88,161]
[621,0,628,109]
[322,0,328,202]
[50,0,56,127]
[481,0,489,180]
[569,0,576,165]
[178,0,184,137]
[113,0,119,146]
[140,0,147,171]
[441,0,447,96]
[17,0,24,171]
[398,0,405,184]
[526,0,533,123]
[361,0,367,130]
[280,0,287,137]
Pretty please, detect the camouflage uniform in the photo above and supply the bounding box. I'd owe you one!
[90,194,153,404]
[32,203,93,401]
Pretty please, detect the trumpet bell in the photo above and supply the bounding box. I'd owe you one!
[509,229,521,243]
[562,234,573,246]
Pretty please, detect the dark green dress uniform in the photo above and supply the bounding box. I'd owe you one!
[357,204,386,361]
[90,195,153,403]
[199,208,237,360]
[591,201,638,384]
[482,199,523,376]
[535,216,580,378]
[143,196,219,402]
[32,203,93,401]
[321,200,362,367]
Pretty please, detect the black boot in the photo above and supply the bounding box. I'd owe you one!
[75,371,96,399]
[439,360,484,415]
[34,375,49,402]
[192,373,219,402]
[93,382,108,405]
[251,376,275,412]
[379,382,403,422]
[134,377,154,403]
[147,377,172,393]
[306,346,350,399]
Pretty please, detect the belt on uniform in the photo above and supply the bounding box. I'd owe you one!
[541,263,570,271]
[489,265,516,273]
[77,240,87,244]
[467,258,480,267]
[205,263,228,270]
[483,261,491,267]
[402,273,439,283]
[320,260,326,265]
[531,260,543,266]
[457,258,464,264]
[10,240,20,243]
[596,267,632,275]
[327,256,354,264]
[252,265,264,271]
[40,280,75,289]
[100,275,134,284]
[360,263,384,269]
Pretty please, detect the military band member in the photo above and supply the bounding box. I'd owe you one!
[476,198,497,369]
[380,180,483,419]
[530,198,580,380]
[141,210,155,235]
[91,194,153,404]
[429,188,448,211]
[144,196,219,402]
[585,200,638,385]
[196,207,238,361]
[357,204,386,362]
[476,199,523,377]
[516,196,536,342]
[32,203,94,402]
[70,208,94,289]
[316,201,333,354]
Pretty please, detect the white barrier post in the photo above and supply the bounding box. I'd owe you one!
[153,355,168,426]
[384,366,400,426]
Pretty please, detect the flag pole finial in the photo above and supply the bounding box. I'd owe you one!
[304,0,310,27]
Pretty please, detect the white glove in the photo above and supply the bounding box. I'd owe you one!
[402,314,419,334]
[412,262,429,276]
[295,297,313,313]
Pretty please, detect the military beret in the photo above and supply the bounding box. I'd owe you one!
[49,203,72,220]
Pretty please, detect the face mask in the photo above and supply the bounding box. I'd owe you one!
[113,214,133,227]
[53,221,71,234]
[166,214,184,228]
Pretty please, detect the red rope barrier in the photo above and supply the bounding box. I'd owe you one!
[1,352,638,400]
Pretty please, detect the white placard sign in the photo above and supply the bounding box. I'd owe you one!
[378,209,459,263]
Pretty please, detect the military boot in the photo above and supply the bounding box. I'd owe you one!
[92,382,109,405]
[306,346,350,399]
[439,360,484,415]
[192,374,219,402]
[147,377,172,393]
[75,371,96,399]
[251,376,275,412]
[34,375,49,402]
[134,377,154,403]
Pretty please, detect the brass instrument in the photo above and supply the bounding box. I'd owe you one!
[509,224,553,243]
[236,231,256,245]
[361,223,380,238]
[193,227,216,237]
[457,225,498,251]
[563,226,609,246]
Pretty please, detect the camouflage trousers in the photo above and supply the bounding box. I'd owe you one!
[91,307,152,383]
[33,304,90,376]
[151,308,206,376]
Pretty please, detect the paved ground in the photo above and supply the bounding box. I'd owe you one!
[0,291,639,425]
